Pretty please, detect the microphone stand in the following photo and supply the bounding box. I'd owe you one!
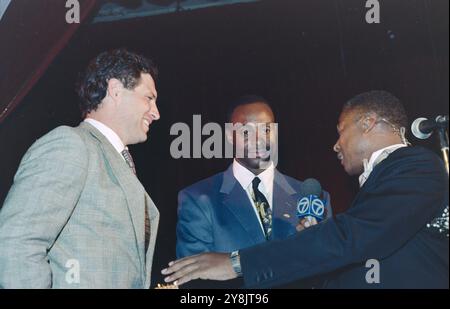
[436,116,449,175]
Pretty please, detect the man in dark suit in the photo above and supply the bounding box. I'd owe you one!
[175,95,332,287]
[162,90,449,288]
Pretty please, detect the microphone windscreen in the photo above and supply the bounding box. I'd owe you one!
[411,117,432,139]
[300,178,322,197]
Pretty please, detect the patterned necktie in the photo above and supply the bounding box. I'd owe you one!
[121,148,137,175]
[121,149,150,255]
[252,177,272,240]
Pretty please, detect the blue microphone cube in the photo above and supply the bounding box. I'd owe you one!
[296,194,326,221]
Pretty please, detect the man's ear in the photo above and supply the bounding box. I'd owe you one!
[106,78,124,102]
[361,114,377,133]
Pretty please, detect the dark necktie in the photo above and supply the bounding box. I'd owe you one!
[251,177,272,240]
[121,149,150,255]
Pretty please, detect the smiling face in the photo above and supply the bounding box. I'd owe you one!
[118,73,159,145]
[333,108,369,176]
[229,102,276,171]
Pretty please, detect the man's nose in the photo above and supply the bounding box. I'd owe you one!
[256,134,270,149]
[150,103,160,121]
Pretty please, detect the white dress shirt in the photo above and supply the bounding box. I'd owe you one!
[84,118,126,160]
[359,143,407,187]
[233,159,275,233]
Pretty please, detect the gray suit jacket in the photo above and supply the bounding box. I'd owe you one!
[0,122,159,288]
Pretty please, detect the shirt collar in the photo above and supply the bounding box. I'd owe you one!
[232,159,274,193]
[359,143,407,187]
[84,118,126,154]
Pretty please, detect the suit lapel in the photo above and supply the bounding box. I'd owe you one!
[220,166,266,244]
[80,122,147,282]
[144,193,159,288]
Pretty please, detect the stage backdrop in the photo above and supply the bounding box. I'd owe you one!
[0,0,448,287]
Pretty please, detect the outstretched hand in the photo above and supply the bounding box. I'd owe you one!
[161,252,238,286]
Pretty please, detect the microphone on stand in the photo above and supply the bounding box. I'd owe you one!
[411,115,448,139]
[411,115,449,175]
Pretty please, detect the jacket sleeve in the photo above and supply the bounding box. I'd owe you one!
[176,189,214,258]
[0,127,89,288]
[240,151,448,288]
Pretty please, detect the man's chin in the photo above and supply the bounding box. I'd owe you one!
[131,134,148,145]
[260,152,272,161]
[238,157,271,170]
[345,165,362,176]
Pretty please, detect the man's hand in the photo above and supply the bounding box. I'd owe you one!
[296,217,318,232]
[161,252,238,286]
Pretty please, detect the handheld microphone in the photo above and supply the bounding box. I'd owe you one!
[411,115,449,139]
[297,178,326,226]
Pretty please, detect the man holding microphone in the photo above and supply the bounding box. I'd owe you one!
[162,90,449,288]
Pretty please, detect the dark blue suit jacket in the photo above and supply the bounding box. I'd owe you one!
[240,147,449,288]
[176,165,332,258]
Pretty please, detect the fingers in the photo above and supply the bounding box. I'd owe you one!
[296,223,305,232]
[163,261,201,285]
[173,269,197,286]
[162,255,199,275]
[303,219,311,228]
[297,217,319,232]
[296,218,309,232]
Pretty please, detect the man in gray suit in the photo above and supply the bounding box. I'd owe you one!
[0,49,161,288]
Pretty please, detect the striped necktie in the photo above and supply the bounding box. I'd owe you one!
[121,149,150,255]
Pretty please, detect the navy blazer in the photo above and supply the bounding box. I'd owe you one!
[176,165,332,258]
[240,147,449,288]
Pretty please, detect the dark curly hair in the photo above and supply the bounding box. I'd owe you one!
[77,48,158,118]
[343,90,408,129]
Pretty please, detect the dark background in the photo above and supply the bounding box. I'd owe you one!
[0,0,448,287]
